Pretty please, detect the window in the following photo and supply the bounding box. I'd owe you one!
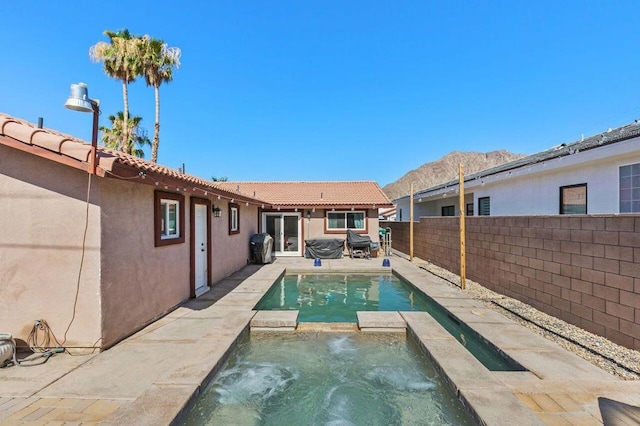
[162,200,179,237]
[560,184,587,214]
[478,197,490,216]
[229,203,239,235]
[326,211,366,231]
[154,191,185,247]
[466,203,474,216]
[399,208,402,221]
[620,163,640,213]
[441,205,455,216]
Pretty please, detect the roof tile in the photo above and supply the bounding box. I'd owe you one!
[217,181,393,207]
[2,121,41,146]
[60,140,92,162]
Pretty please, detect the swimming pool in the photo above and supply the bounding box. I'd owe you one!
[254,273,428,322]
[254,273,524,372]
[182,332,475,425]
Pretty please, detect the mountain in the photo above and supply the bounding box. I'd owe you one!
[382,150,526,201]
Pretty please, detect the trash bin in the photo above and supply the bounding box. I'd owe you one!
[250,233,274,264]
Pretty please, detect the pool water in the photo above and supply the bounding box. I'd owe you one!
[182,333,475,426]
[254,274,429,322]
[255,273,525,372]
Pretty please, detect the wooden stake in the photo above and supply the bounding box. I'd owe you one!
[459,164,466,289]
[410,183,414,261]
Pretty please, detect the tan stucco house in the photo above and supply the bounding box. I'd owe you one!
[0,113,392,351]
[218,181,393,257]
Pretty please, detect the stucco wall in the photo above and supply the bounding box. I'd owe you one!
[211,200,259,282]
[99,186,260,348]
[384,216,640,350]
[1,143,264,349]
[302,208,381,256]
[99,180,192,348]
[0,145,102,348]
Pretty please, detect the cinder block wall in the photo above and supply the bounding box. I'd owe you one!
[384,216,640,351]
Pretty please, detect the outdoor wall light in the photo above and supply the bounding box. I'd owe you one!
[64,82,99,175]
[212,206,222,217]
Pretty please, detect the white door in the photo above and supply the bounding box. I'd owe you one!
[264,213,301,256]
[194,204,208,295]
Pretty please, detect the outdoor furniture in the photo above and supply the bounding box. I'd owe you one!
[346,229,371,259]
[304,238,344,259]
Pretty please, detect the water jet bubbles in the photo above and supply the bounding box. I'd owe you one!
[328,335,357,356]
[213,361,298,405]
[366,366,436,392]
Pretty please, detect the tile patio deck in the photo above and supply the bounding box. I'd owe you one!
[1,255,639,425]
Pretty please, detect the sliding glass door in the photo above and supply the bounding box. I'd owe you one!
[264,213,301,257]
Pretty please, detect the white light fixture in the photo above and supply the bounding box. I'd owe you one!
[64,82,100,174]
[64,82,96,113]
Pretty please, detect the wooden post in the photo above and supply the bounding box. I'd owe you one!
[459,164,466,289]
[410,183,414,261]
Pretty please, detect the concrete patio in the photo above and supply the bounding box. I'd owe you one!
[1,255,639,425]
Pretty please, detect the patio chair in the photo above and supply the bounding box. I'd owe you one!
[346,229,371,259]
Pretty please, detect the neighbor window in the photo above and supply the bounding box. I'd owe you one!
[326,211,366,231]
[466,203,474,216]
[229,203,239,235]
[441,205,455,216]
[478,197,490,216]
[620,163,640,213]
[154,191,185,247]
[560,184,587,214]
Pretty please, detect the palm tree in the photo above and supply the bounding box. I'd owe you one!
[141,35,181,163]
[100,112,151,158]
[90,29,143,155]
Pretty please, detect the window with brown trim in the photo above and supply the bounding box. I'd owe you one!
[154,191,185,247]
[229,203,240,235]
[326,211,366,231]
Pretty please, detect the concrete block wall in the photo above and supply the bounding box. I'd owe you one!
[383,215,640,350]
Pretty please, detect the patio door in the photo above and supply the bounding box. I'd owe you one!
[264,213,301,257]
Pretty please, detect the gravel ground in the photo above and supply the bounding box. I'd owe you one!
[401,255,640,380]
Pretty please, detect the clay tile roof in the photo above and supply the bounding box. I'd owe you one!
[1,113,392,207]
[0,112,264,203]
[217,181,393,207]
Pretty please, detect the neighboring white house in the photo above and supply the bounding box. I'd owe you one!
[395,120,640,219]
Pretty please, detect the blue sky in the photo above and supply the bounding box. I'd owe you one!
[2,1,640,186]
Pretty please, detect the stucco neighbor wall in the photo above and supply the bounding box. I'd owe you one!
[384,216,640,350]
[0,145,102,348]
